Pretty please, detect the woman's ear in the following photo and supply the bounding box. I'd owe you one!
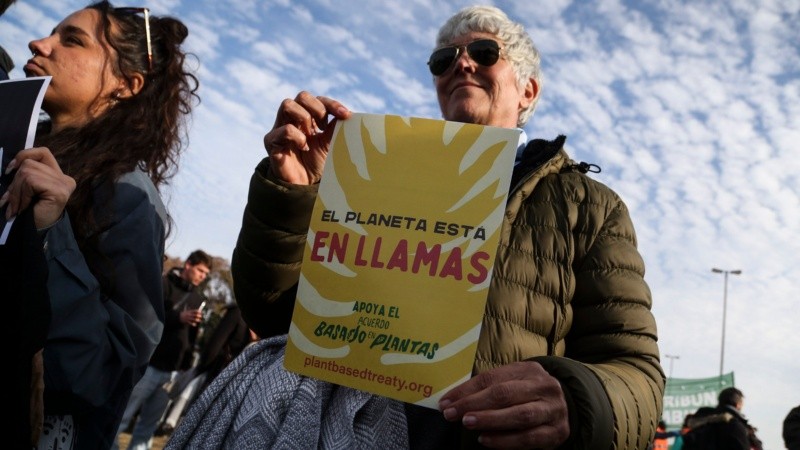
[116,72,146,99]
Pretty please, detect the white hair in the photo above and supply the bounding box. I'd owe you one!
[435,5,542,127]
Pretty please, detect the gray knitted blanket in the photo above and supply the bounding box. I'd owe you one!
[166,335,408,449]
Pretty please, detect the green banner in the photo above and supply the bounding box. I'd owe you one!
[662,372,735,430]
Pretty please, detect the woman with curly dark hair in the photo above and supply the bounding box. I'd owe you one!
[0,2,199,448]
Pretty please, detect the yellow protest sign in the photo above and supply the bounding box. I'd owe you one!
[284,113,518,407]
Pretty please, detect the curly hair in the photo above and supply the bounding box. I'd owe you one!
[35,1,199,248]
[435,6,541,127]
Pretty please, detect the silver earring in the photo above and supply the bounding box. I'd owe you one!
[32,50,38,56]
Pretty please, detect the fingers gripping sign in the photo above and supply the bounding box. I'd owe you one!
[263,91,351,185]
[0,147,76,230]
[438,361,571,449]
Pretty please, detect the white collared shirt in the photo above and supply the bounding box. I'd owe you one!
[515,129,528,166]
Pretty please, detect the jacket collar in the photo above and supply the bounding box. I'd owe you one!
[510,135,567,190]
[168,268,195,292]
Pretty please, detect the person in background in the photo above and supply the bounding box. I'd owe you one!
[230,4,663,449]
[651,420,675,450]
[785,405,800,450]
[669,413,694,450]
[748,425,764,450]
[157,302,258,435]
[0,2,199,449]
[190,302,256,394]
[683,387,759,450]
[0,0,16,79]
[113,250,212,450]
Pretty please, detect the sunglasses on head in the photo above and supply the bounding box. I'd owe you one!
[427,39,503,76]
[113,6,153,72]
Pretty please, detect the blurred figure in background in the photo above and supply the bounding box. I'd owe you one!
[669,413,694,450]
[189,303,257,394]
[113,250,212,450]
[157,302,257,435]
[683,387,761,450]
[785,405,800,450]
[650,420,677,450]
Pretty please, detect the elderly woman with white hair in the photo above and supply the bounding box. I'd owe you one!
[184,5,666,450]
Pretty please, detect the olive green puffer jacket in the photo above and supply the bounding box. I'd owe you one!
[232,135,665,450]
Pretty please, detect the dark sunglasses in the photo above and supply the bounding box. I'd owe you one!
[427,39,503,76]
[114,7,153,71]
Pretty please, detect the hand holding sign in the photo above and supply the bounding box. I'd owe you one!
[283,113,519,408]
[0,76,50,243]
[263,91,351,185]
[0,147,76,229]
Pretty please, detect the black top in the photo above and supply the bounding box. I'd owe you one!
[195,304,252,389]
[148,269,205,371]
[683,404,752,450]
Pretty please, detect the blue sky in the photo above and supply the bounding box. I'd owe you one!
[2,0,799,447]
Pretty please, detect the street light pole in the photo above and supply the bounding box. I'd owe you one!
[712,268,742,377]
[665,354,680,378]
